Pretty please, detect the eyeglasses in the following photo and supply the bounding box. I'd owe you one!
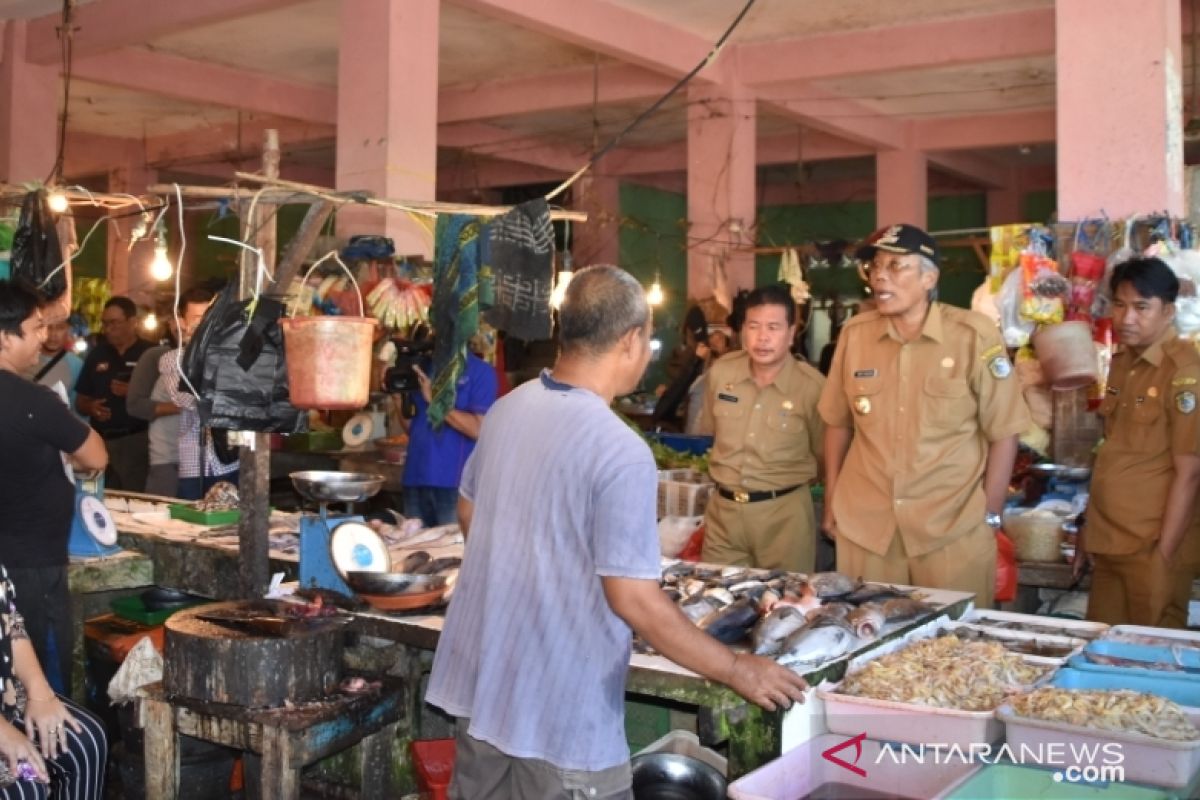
[100,317,129,327]
[860,255,918,280]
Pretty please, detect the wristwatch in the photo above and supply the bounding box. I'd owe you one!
[985,511,1003,530]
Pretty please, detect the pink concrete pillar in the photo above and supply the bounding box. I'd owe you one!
[107,159,156,299]
[687,82,756,298]
[1056,0,1183,218]
[0,21,57,184]
[571,171,620,267]
[335,0,439,258]
[875,147,927,229]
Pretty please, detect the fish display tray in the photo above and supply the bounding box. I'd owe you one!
[940,763,1176,800]
[1104,625,1200,647]
[727,733,978,800]
[940,621,1085,665]
[1071,640,1200,678]
[1051,668,1200,708]
[819,684,1004,749]
[110,594,205,627]
[964,609,1109,640]
[997,703,1200,789]
[168,503,239,526]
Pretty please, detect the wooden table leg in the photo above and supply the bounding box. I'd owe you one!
[359,721,400,800]
[260,725,301,800]
[143,694,179,800]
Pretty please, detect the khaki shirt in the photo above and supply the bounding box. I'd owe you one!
[818,303,1031,557]
[1088,329,1200,555]
[698,352,824,491]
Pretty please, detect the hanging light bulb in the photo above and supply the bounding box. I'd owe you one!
[646,275,664,307]
[550,270,573,310]
[142,312,159,332]
[47,191,69,214]
[149,225,173,282]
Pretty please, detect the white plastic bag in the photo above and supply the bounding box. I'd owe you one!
[658,515,703,558]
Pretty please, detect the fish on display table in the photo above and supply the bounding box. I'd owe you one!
[846,604,886,639]
[701,597,760,644]
[751,605,810,656]
[778,619,859,666]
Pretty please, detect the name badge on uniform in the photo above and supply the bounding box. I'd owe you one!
[853,368,877,379]
[988,355,1012,379]
[1177,391,1197,414]
[854,396,872,415]
[718,393,739,403]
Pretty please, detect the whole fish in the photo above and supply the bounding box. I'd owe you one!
[752,605,809,656]
[728,580,768,600]
[844,583,915,605]
[805,602,854,624]
[778,621,858,666]
[775,584,822,615]
[846,603,886,639]
[414,556,462,575]
[680,596,721,624]
[879,597,934,622]
[806,572,861,599]
[400,551,432,573]
[701,598,760,644]
[662,561,694,583]
[703,586,735,606]
[682,578,708,598]
[758,589,781,616]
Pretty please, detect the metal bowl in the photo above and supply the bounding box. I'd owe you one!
[290,471,385,503]
[630,753,726,800]
[1029,463,1091,481]
[344,571,447,596]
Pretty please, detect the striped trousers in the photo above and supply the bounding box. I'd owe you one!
[0,694,106,800]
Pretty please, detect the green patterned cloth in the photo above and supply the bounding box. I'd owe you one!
[429,215,484,429]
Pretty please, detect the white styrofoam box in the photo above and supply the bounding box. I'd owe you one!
[966,609,1109,640]
[1106,625,1200,648]
[728,733,979,800]
[997,704,1200,789]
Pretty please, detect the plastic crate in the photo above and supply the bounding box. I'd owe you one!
[110,594,205,627]
[651,433,713,455]
[411,739,455,800]
[625,699,672,752]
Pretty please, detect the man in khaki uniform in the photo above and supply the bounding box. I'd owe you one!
[1076,257,1200,627]
[698,285,825,572]
[820,224,1030,606]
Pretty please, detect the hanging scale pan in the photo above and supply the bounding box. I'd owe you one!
[329,521,390,578]
[79,495,118,546]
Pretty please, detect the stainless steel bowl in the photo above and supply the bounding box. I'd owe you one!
[344,571,447,596]
[630,753,726,800]
[1029,463,1091,481]
[290,471,386,503]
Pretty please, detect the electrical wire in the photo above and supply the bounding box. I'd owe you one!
[544,0,760,201]
[46,0,75,185]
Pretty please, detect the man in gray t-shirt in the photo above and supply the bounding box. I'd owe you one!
[426,265,807,800]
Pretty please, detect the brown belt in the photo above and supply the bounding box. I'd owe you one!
[716,483,804,504]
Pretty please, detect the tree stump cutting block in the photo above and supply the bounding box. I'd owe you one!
[164,601,344,708]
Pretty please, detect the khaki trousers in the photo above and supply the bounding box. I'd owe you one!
[1086,539,1192,628]
[702,487,815,572]
[836,524,996,608]
[449,719,632,800]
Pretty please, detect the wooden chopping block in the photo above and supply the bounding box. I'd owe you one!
[164,601,344,708]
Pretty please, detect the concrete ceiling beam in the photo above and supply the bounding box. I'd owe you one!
[759,85,907,150]
[448,0,731,83]
[25,0,307,64]
[926,150,1009,189]
[71,48,336,126]
[914,109,1055,151]
[439,63,673,124]
[737,8,1055,86]
[438,121,588,172]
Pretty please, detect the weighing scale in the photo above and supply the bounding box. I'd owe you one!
[68,471,121,558]
[290,471,390,596]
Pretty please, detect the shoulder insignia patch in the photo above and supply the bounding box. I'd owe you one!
[980,344,1004,361]
[1177,391,1197,415]
[1173,376,1198,387]
[988,355,1013,379]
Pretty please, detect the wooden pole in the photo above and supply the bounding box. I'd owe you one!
[236,129,278,599]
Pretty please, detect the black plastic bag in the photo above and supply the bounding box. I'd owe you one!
[180,283,306,433]
[10,189,66,300]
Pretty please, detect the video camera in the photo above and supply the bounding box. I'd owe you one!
[382,332,434,393]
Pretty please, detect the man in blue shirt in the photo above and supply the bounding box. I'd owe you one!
[399,351,497,527]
